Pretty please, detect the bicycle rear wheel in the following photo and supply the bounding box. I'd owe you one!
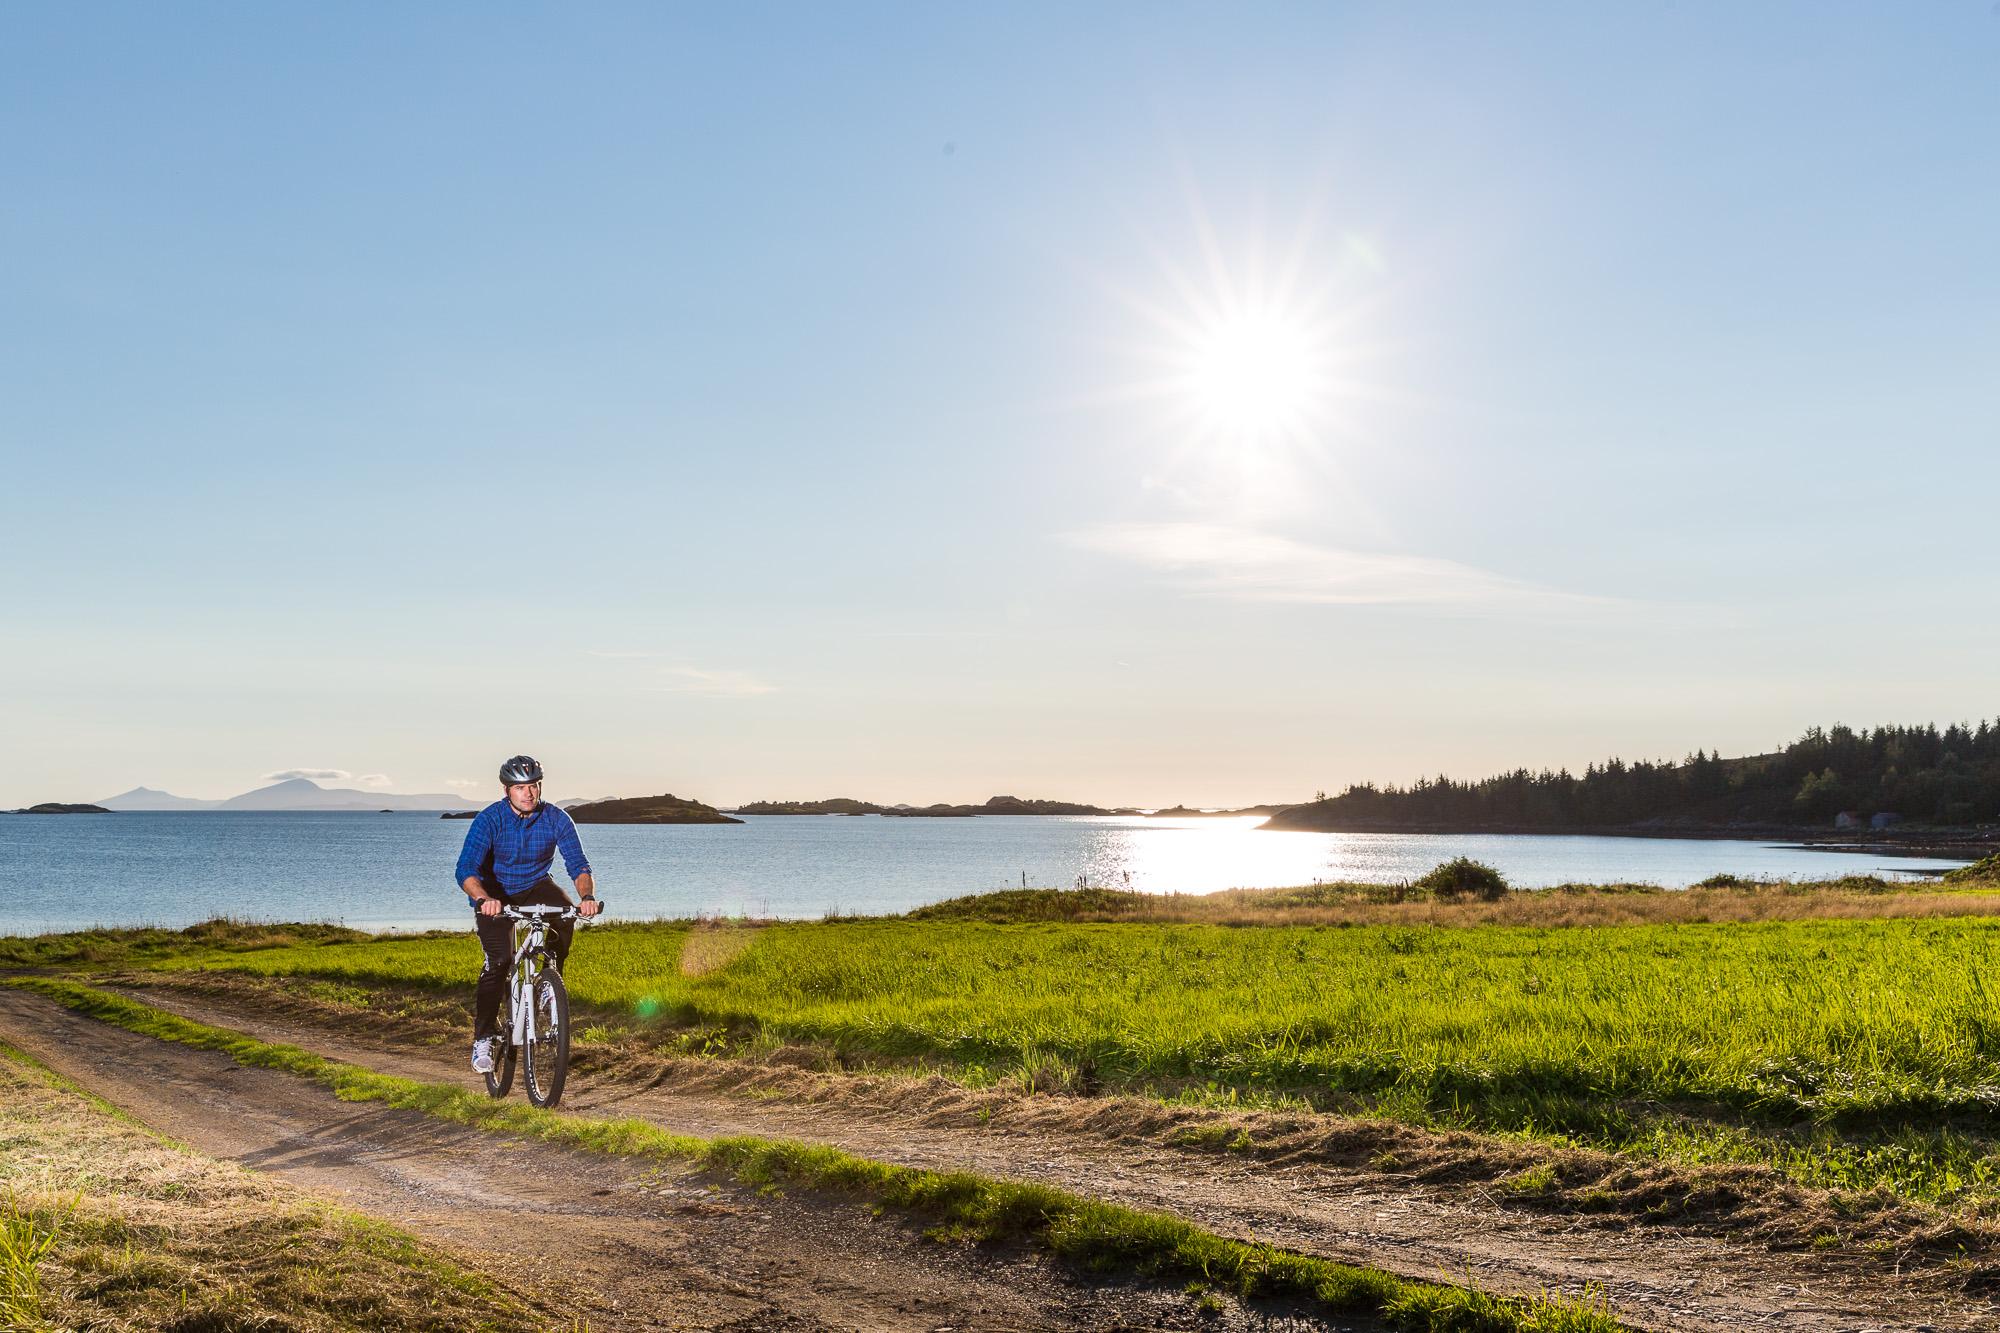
[484,993,516,1099]
[523,966,569,1108]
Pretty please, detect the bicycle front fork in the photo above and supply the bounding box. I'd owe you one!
[510,957,542,1046]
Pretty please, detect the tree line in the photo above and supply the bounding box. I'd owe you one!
[1303,721,2000,829]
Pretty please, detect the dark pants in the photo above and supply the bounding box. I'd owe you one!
[472,878,575,1039]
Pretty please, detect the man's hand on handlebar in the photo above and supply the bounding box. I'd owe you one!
[578,897,602,919]
[477,896,503,917]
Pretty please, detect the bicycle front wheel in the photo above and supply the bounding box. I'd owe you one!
[485,992,516,1099]
[523,967,570,1108]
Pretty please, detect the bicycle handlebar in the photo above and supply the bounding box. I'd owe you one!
[500,903,606,924]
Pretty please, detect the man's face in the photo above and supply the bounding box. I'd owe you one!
[505,780,541,814]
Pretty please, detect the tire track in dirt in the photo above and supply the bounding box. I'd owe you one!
[88,978,2000,1333]
[0,986,1338,1333]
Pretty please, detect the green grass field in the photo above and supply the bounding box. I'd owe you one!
[140,906,2000,1205]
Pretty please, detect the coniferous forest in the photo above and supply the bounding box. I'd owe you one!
[1270,722,2000,830]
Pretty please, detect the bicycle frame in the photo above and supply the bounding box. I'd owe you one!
[501,906,573,1049]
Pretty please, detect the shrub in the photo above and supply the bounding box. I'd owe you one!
[1693,873,1750,889]
[1942,853,2000,885]
[1415,857,1508,901]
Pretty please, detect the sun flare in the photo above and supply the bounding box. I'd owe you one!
[1184,307,1325,439]
[1085,202,1395,516]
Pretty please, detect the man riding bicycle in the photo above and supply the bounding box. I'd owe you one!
[455,754,601,1074]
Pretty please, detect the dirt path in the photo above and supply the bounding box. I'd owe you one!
[0,986,1334,1332]
[44,978,2000,1333]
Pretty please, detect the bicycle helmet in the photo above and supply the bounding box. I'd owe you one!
[498,755,544,784]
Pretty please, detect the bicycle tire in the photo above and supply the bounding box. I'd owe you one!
[484,993,516,1099]
[523,965,570,1108]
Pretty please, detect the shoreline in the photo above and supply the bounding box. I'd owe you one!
[1254,819,1987,861]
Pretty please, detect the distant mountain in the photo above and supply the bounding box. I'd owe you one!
[97,787,222,811]
[220,779,481,812]
[220,778,368,810]
[98,779,480,812]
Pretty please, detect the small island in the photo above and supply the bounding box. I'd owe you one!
[567,793,744,825]
[1150,803,1294,818]
[440,811,477,819]
[969,795,1113,816]
[733,798,889,815]
[13,803,113,815]
[742,794,1116,818]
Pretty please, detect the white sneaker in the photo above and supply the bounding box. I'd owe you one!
[471,1038,495,1074]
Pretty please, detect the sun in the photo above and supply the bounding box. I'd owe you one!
[1081,202,1392,515]
[1183,306,1326,440]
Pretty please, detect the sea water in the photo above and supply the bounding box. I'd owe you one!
[0,810,1967,936]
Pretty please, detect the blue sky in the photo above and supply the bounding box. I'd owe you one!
[5,3,1997,807]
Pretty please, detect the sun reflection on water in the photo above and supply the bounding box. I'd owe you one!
[1062,816,1957,895]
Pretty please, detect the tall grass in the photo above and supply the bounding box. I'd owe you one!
[904,879,2000,927]
[0,1191,64,1332]
[0,919,373,970]
[0,1034,539,1332]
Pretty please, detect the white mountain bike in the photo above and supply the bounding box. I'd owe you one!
[483,903,600,1108]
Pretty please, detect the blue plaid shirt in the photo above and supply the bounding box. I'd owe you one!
[454,800,592,897]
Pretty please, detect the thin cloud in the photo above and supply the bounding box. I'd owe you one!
[859,630,1006,640]
[648,667,778,698]
[593,650,779,697]
[264,768,352,783]
[355,774,394,789]
[443,778,482,791]
[1066,522,1610,614]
